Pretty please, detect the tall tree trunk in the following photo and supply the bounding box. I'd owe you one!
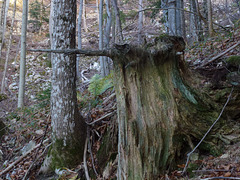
[39,0,43,35]
[176,0,185,37]
[138,0,144,45]
[1,0,17,93]
[102,0,112,76]
[168,0,176,35]
[42,0,86,170]
[207,0,214,36]
[111,0,123,43]
[112,36,222,179]
[99,0,106,77]
[0,0,6,37]
[161,0,168,33]
[18,0,28,108]
[83,0,88,32]
[77,0,83,78]
[96,0,99,23]
[189,0,199,43]
[0,0,10,63]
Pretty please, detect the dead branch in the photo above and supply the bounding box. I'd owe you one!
[199,42,240,68]
[201,177,240,180]
[28,48,112,57]
[0,138,50,176]
[86,110,116,125]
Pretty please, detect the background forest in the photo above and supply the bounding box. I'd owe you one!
[0,0,240,179]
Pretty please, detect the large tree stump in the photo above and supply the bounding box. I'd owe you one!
[111,36,222,179]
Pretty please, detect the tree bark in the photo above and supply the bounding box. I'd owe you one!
[111,0,123,43]
[168,0,177,35]
[43,0,86,171]
[138,0,144,45]
[111,36,221,179]
[30,36,232,178]
[18,0,28,108]
[0,0,10,63]
[102,0,112,76]
[1,0,17,93]
[207,0,214,36]
[77,0,83,78]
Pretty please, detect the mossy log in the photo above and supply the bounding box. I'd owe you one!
[110,36,224,179]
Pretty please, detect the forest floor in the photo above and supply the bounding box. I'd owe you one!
[0,1,240,179]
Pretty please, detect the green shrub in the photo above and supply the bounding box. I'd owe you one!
[88,74,113,97]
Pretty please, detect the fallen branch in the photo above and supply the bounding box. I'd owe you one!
[0,138,50,176]
[199,42,240,68]
[201,177,240,180]
[86,110,116,125]
[193,169,239,173]
[182,87,234,174]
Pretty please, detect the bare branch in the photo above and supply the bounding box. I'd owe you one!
[28,48,112,57]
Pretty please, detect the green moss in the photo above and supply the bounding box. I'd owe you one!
[49,138,84,170]
[226,55,240,66]
[199,142,222,157]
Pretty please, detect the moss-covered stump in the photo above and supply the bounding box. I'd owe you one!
[110,36,224,179]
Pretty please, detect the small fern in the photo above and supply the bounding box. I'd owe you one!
[88,74,113,97]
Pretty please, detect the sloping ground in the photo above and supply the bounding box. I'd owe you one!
[0,1,240,179]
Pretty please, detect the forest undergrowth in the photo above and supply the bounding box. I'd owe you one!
[0,1,240,179]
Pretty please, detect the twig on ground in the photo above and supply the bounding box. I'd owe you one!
[182,87,234,174]
[198,42,240,68]
[0,138,50,176]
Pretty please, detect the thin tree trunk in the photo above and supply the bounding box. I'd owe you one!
[112,9,116,43]
[39,0,43,35]
[161,0,168,33]
[0,0,6,35]
[99,0,105,77]
[168,0,176,35]
[111,0,123,43]
[77,0,83,78]
[1,0,17,93]
[207,0,214,36]
[189,0,199,43]
[0,0,10,63]
[102,0,112,76]
[83,0,88,32]
[18,0,28,108]
[176,0,184,37]
[138,0,144,45]
[96,0,99,24]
